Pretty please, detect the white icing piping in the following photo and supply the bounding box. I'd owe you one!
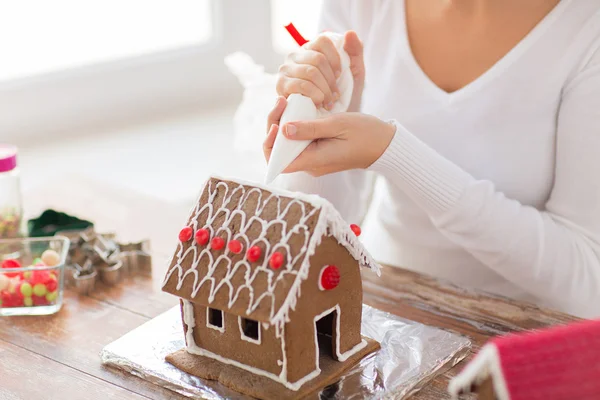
[238,316,261,345]
[206,174,379,274]
[163,176,380,338]
[181,300,366,390]
[317,265,328,291]
[182,302,316,391]
[313,305,367,363]
[206,307,225,333]
[182,300,197,348]
[448,344,510,400]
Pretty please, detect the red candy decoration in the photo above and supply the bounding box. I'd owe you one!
[2,259,21,278]
[1,290,13,307]
[320,265,340,290]
[32,295,49,306]
[195,228,210,245]
[179,226,193,242]
[228,240,243,254]
[1,290,23,308]
[46,277,58,292]
[269,252,284,270]
[350,224,361,237]
[29,270,51,285]
[247,246,262,262]
[211,237,225,251]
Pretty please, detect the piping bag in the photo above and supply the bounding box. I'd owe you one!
[264,23,354,184]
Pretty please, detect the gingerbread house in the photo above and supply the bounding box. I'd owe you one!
[161,176,380,398]
[449,318,600,400]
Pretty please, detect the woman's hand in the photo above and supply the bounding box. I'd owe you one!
[264,97,395,177]
[277,31,365,112]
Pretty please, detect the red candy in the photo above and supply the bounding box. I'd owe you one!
[179,226,193,242]
[210,237,225,251]
[29,270,51,285]
[320,265,340,290]
[269,252,284,270]
[2,259,21,278]
[46,277,58,292]
[350,224,361,237]
[1,290,23,307]
[228,240,243,254]
[1,290,12,307]
[32,295,49,306]
[195,228,210,245]
[247,246,262,262]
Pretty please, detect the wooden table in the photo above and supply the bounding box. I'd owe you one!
[0,176,578,399]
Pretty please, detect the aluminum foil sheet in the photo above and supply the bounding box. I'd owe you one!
[101,305,471,399]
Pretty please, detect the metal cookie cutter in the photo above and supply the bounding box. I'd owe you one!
[71,260,98,296]
[117,239,152,277]
[56,228,152,295]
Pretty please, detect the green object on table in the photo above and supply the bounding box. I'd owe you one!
[27,210,93,237]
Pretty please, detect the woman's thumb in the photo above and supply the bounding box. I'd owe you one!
[344,31,363,58]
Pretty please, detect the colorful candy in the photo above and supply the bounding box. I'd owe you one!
[32,295,48,306]
[228,240,243,254]
[0,208,22,239]
[247,246,262,262]
[32,283,47,297]
[0,274,9,291]
[320,265,341,290]
[0,251,62,309]
[45,291,58,302]
[46,276,57,292]
[269,252,284,270]
[210,237,225,251]
[179,226,193,242]
[19,282,32,297]
[2,259,21,278]
[195,229,210,245]
[41,250,61,267]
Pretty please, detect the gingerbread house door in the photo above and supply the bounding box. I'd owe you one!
[315,308,339,363]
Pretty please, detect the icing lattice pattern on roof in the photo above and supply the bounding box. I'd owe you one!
[162,176,379,333]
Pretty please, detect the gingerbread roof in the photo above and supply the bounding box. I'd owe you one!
[449,319,600,400]
[162,176,379,332]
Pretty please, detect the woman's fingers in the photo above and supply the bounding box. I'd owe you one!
[284,141,337,176]
[263,123,279,161]
[276,77,325,108]
[267,97,287,132]
[283,118,339,141]
[279,63,335,108]
[344,31,365,79]
[288,49,338,98]
[307,36,342,80]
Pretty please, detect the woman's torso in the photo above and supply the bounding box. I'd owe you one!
[355,0,600,301]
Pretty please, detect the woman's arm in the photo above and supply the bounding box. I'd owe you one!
[275,39,600,318]
[368,47,600,317]
[270,0,374,224]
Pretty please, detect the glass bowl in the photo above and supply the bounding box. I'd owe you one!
[0,236,70,316]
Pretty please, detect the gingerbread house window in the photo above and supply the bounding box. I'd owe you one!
[239,317,260,344]
[207,308,224,331]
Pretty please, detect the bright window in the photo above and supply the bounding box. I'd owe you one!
[271,0,323,54]
[0,0,211,82]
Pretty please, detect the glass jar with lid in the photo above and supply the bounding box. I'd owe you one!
[0,145,23,240]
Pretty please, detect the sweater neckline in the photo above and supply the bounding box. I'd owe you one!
[398,0,572,103]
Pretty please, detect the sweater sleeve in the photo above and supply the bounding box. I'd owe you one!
[369,48,600,318]
[273,0,375,224]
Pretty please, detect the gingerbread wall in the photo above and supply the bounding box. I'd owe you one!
[189,304,283,376]
[283,236,363,383]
